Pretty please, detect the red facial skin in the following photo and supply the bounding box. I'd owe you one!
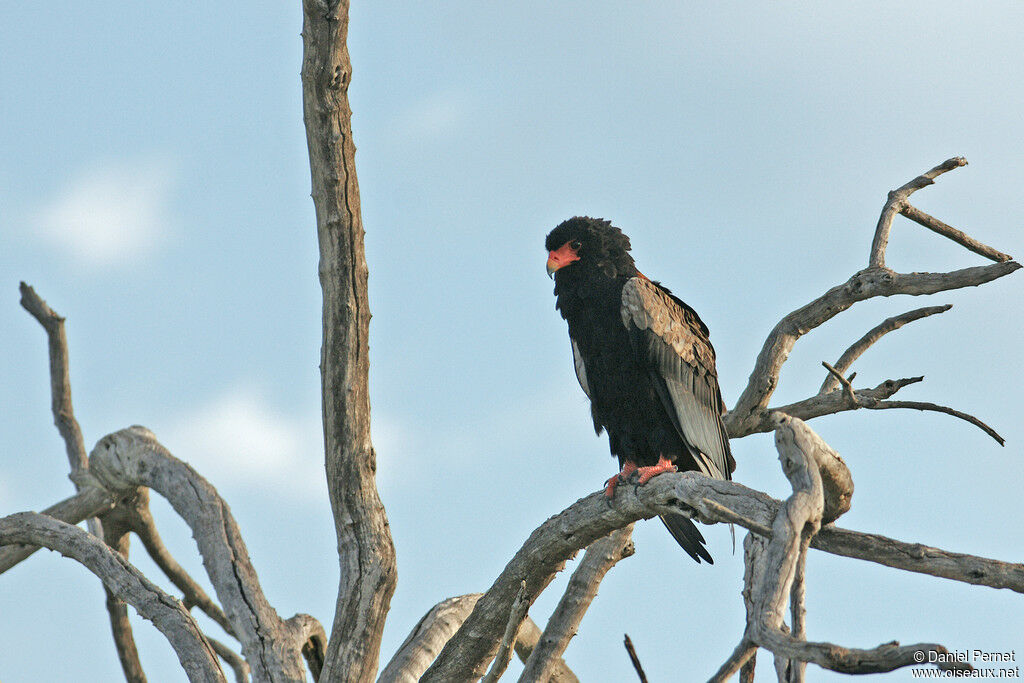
[546,241,581,277]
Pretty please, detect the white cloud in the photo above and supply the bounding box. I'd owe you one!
[162,387,326,500]
[392,90,471,140]
[159,386,411,502]
[33,156,177,267]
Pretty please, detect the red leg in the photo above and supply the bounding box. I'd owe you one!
[635,455,677,486]
[604,460,638,497]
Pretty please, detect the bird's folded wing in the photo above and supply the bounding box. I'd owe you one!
[620,277,735,480]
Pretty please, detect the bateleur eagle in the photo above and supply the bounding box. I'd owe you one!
[545,216,736,563]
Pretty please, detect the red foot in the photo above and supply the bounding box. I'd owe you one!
[635,455,677,486]
[604,461,638,497]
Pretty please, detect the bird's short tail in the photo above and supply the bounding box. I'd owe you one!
[659,513,713,564]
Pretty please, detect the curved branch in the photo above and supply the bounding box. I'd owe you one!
[421,412,1024,681]
[519,526,635,683]
[123,488,236,638]
[89,426,307,681]
[868,400,1005,445]
[0,512,225,683]
[819,305,951,394]
[287,613,327,681]
[0,482,117,575]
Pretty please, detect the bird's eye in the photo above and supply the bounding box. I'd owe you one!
[570,240,582,251]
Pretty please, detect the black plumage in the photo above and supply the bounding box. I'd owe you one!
[545,216,736,563]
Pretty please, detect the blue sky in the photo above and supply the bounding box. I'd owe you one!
[2,3,1022,681]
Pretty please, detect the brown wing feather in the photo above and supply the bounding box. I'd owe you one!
[621,277,735,480]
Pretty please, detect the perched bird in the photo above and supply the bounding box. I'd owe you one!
[545,216,735,563]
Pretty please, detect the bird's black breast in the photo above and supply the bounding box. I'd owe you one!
[556,278,687,468]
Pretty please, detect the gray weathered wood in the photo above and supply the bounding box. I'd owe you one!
[0,483,117,573]
[818,305,951,395]
[519,526,634,683]
[0,512,226,683]
[89,426,310,682]
[300,1,397,680]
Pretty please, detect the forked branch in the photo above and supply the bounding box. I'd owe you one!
[727,158,1019,439]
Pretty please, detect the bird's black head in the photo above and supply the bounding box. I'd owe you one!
[544,216,637,281]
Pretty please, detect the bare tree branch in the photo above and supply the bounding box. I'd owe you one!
[519,526,635,683]
[122,488,236,638]
[869,400,1005,445]
[207,637,249,683]
[819,305,952,394]
[514,618,579,683]
[869,157,969,268]
[380,595,577,683]
[735,376,923,437]
[744,415,969,677]
[379,595,483,683]
[100,498,149,683]
[481,581,530,683]
[786,550,808,682]
[19,282,103,541]
[287,613,327,681]
[727,259,1019,435]
[727,158,1019,439]
[812,527,1024,592]
[89,426,308,681]
[0,483,117,574]
[300,2,397,680]
[623,634,648,683]
[18,283,90,486]
[740,651,757,683]
[899,204,1013,263]
[0,512,226,683]
[707,638,756,683]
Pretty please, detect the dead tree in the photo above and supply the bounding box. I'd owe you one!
[1,2,1021,682]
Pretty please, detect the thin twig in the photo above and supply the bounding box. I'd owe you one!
[819,305,952,394]
[900,204,1012,263]
[482,581,530,683]
[623,634,649,683]
[821,362,858,406]
[868,400,1005,445]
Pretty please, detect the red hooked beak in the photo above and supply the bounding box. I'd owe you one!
[546,242,580,278]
